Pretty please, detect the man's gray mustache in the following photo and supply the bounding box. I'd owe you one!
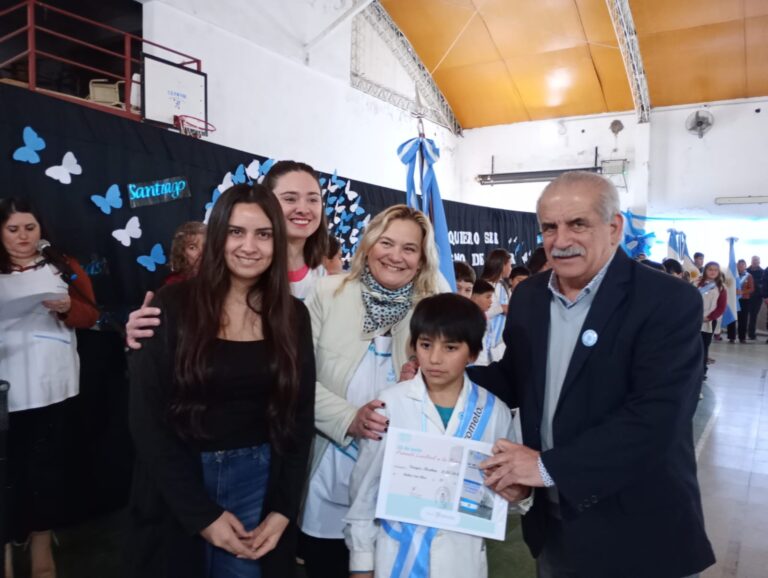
[551,247,586,258]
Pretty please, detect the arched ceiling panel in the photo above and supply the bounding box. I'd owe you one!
[380,0,768,128]
[639,20,747,106]
[433,60,529,127]
[746,16,768,96]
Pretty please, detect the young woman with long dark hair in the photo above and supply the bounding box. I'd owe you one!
[128,184,315,578]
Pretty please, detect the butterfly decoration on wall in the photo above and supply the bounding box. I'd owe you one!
[245,158,277,184]
[137,243,166,272]
[112,216,142,247]
[13,126,46,164]
[45,151,82,184]
[91,184,123,215]
[321,175,369,265]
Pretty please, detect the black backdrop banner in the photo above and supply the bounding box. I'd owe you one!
[1,83,539,322]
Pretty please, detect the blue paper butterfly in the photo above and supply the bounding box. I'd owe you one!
[330,171,346,189]
[231,164,248,185]
[259,158,276,177]
[137,243,166,272]
[205,188,222,212]
[90,184,123,215]
[13,126,46,164]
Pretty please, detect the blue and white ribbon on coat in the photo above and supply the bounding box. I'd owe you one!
[397,136,456,291]
[381,383,496,578]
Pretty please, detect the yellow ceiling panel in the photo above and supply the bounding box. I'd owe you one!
[506,46,608,119]
[479,0,587,59]
[381,0,476,70]
[434,12,501,71]
[433,61,530,128]
[639,21,747,106]
[745,0,768,17]
[589,44,634,112]
[630,0,743,35]
[576,0,621,45]
[746,16,768,96]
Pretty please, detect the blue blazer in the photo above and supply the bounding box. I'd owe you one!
[469,248,715,577]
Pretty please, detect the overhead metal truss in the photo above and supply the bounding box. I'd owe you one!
[351,1,462,135]
[606,0,651,123]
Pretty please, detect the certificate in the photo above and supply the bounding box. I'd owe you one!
[375,427,508,540]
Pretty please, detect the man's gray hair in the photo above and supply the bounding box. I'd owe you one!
[537,171,620,223]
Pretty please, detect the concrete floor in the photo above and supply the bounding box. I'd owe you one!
[698,336,768,578]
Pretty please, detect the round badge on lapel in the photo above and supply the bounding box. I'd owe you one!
[581,329,598,347]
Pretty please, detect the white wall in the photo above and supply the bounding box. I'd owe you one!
[454,111,648,214]
[140,0,459,198]
[648,99,768,220]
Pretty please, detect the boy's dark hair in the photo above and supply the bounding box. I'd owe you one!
[410,293,486,357]
[472,279,494,295]
[662,258,683,275]
[509,265,530,279]
[693,252,704,260]
[453,260,476,284]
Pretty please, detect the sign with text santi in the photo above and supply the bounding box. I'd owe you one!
[128,176,190,208]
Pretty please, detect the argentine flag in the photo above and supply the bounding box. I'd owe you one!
[722,238,739,327]
[667,229,700,281]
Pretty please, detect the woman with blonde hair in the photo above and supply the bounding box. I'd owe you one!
[299,205,441,578]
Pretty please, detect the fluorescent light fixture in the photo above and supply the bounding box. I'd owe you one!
[476,166,602,186]
[714,196,768,206]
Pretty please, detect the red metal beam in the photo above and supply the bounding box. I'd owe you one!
[27,0,35,90]
[37,26,140,64]
[0,1,25,19]
[0,25,28,45]
[36,50,124,81]
[0,50,29,70]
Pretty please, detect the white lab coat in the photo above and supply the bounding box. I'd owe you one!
[345,371,529,578]
[0,264,80,411]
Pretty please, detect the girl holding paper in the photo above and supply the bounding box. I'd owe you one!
[0,197,99,578]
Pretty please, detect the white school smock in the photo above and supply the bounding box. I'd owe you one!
[485,281,509,362]
[0,264,80,412]
[345,371,529,578]
[301,334,398,539]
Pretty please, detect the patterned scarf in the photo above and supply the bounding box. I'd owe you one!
[360,266,414,335]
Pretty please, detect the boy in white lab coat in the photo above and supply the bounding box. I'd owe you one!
[344,293,530,578]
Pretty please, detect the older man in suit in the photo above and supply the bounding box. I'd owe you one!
[471,172,715,578]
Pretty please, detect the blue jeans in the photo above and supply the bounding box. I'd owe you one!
[201,445,271,578]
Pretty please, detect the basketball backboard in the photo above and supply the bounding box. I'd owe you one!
[142,53,207,128]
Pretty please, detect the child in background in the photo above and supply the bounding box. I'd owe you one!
[471,279,495,366]
[508,265,530,294]
[453,260,476,298]
[345,293,529,578]
[323,234,344,275]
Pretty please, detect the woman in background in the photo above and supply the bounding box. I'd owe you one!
[164,221,206,286]
[128,184,315,578]
[322,234,344,275]
[0,197,98,578]
[697,261,726,389]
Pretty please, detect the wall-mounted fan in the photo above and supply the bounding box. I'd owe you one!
[685,110,714,138]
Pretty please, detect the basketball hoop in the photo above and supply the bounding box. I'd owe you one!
[173,115,216,139]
